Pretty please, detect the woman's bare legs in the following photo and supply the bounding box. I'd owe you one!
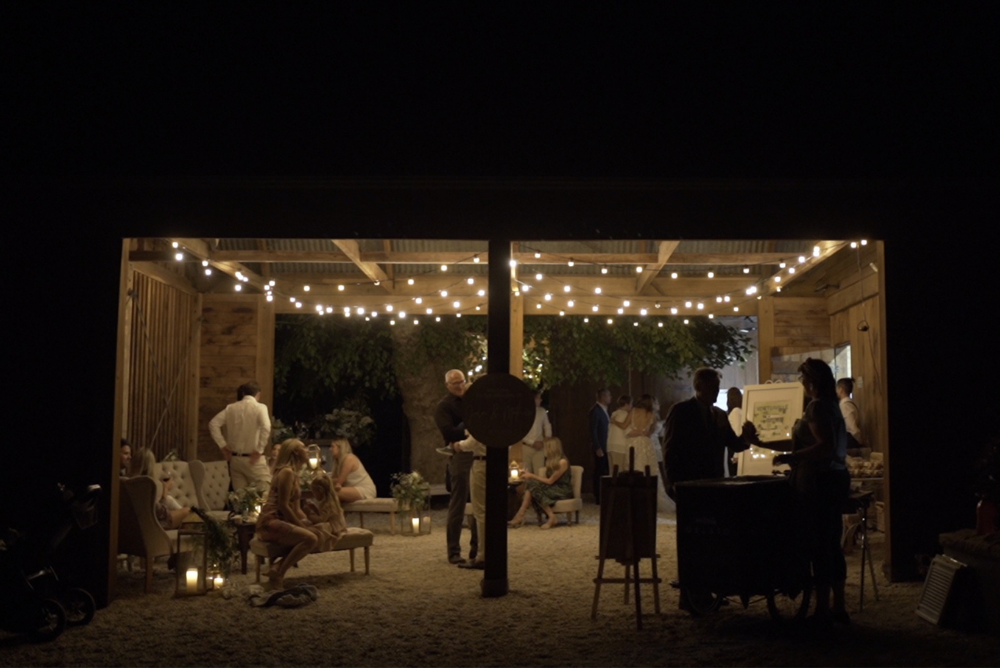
[266,525,318,590]
[337,487,366,503]
[540,505,557,529]
[509,490,532,527]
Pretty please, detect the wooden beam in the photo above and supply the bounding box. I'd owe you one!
[759,241,845,298]
[166,237,268,291]
[210,249,802,266]
[130,261,199,295]
[331,239,391,292]
[636,240,680,294]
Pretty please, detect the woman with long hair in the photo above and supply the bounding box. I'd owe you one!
[328,438,377,503]
[773,358,851,624]
[255,439,318,590]
[627,395,672,512]
[509,437,573,529]
[303,475,348,552]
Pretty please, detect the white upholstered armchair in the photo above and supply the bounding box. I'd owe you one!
[189,459,232,521]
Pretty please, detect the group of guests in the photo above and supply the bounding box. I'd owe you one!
[434,371,576,569]
[119,439,192,531]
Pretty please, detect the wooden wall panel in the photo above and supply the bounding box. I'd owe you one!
[197,294,275,461]
[829,294,885,456]
[124,270,200,461]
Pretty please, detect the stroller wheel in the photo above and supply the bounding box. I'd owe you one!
[64,587,96,626]
[29,598,66,642]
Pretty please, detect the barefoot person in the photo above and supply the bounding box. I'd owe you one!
[255,439,317,590]
[509,437,572,529]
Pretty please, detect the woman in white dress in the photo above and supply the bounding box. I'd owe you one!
[626,395,673,513]
[329,438,378,502]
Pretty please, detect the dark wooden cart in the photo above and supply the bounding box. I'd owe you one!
[675,476,812,620]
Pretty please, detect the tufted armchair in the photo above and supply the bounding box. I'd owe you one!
[189,460,232,521]
[118,476,190,593]
[549,465,585,525]
[153,461,200,509]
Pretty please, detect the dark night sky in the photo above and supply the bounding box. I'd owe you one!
[3,3,998,180]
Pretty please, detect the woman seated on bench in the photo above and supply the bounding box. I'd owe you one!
[509,437,572,530]
[255,439,318,590]
[329,438,377,503]
[303,476,348,552]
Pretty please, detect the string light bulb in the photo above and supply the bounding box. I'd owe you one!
[467,277,474,285]
[635,266,643,273]
[441,264,448,272]
[707,271,714,278]
[535,273,543,281]
[172,241,179,248]
[509,259,517,268]
[595,287,602,294]
[234,284,242,291]
[473,255,480,263]
[175,252,184,261]
[567,300,574,307]
[563,285,571,292]
[742,266,750,274]
[407,278,414,285]
[601,266,608,274]
[338,284,344,291]
[304,285,310,292]
[671,272,678,279]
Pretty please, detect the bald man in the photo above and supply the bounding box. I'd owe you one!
[433,369,478,565]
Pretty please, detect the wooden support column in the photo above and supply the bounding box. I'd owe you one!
[185,293,203,461]
[483,237,511,598]
[256,294,276,415]
[757,296,775,382]
[109,239,132,603]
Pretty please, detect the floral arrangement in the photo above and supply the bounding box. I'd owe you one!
[192,506,238,578]
[391,470,430,512]
[228,484,266,519]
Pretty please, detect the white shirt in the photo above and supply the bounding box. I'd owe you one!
[209,395,272,454]
[839,397,865,445]
[608,408,629,454]
[521,407,552,446]
[728,407,744,436]
[456,433,487,456]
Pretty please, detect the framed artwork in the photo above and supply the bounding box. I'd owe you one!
[736,381,804,476]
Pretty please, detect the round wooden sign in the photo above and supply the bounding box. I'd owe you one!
[462,373,536,449]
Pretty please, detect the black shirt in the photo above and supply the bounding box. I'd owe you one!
[434,393,466,445]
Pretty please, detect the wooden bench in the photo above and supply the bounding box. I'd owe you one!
[341,498,400,534]
[249,527,375,582]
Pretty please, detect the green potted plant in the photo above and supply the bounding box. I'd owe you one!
[228,484,267,521]
[391,471,432,535]
[191,507,238,581]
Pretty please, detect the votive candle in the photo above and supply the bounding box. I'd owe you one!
[186,568,199,592]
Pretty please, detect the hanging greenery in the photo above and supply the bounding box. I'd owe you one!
[522,316,753,387]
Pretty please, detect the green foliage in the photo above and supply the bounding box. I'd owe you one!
[394,315,487,378]
[390,470,431,511]
[274,315,398,405]
[312,407,376,445]
[522,316,753,387]
[192,507,238,578]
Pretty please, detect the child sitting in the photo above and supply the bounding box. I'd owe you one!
[303,475,348,552]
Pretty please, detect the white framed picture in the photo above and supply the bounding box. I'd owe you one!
[736,381,804,476]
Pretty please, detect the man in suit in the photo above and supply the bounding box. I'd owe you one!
[663,368,759,499]
[589,388,611,504]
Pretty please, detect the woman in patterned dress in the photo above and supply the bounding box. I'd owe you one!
[509,437,573,529]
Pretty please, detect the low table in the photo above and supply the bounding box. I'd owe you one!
[230,519,257,575]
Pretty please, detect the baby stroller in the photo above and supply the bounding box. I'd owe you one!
[0,482,101,642]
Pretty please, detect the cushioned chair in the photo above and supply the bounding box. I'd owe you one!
[189,459,232,521]
[250,527,375,581]
[118,476,190,593]
[341,498,399,534]
[153,461,200,509]
[549,465,584,525]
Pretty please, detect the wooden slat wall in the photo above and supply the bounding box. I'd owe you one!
[198,294,274,461]
[125,271,200,461]
[758,296,831,380]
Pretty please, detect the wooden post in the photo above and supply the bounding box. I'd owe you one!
[483,237,511,598]
[256,293,276,414]
[186,293,203,461]
[757,296,775,381]
[109,239,132,603]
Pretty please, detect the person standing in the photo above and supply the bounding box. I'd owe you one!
[434,369,478,565]
[726,387,744,477]
[453,430,487,569]
[837,378,868,456]
[209,381,273,492]
[663,369,758,499]
[607,395,632,473]
[589,388,611,504]
[517,389,552,474]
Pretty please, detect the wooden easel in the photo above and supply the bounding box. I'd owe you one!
[591,448,661,630]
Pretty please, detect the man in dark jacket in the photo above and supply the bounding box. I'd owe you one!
[589,388,611,504]
[434,369,478,565]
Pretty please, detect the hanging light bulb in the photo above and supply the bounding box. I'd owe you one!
[640,308,647,316]
[453,301,460,308]
[707,271,714,278]
[269,279,276,287]
[742,266,750,274]
[441,264,448,272]
[567,300,574,307]
[201,260,209,267]
[798,256,806,264]
[477,289,485,296]
[234,284,242,292]
[617,307,624,314]
[788,267,796,274]
[326,307,333,314]
[407,278,415,285]
[357,307,365,315]
[860,239,868,246]
[671,272,678,279]
[473,254,480,263]
[415,297,423,304]
[467,277,475,285]
[671,307,678,314]
[399,311,407,318]
[697,303,704,310]
[175,252,184,261]
[535,272,543,281]
[426,307,432,314]
[813,246,820,257]
[594,287,602,294]
[205,268,212,276]
[440,290,448,297]
[304,285,310,292]
[171,241,179,248]
[563,285,571,292]
[535,251,541,258]
[708,313,714,319]
[774,275,781,283]
[724,295,731,302]
[295,301,302,308]
[544,293,552,301]
[338,284,344,291]
[289,297,296,302]
[716,296,723,303]
[658,321,663,327]
[386,304,394,312]
[592,305,598,312]
[567,259,574,267]
[559,310,565,316]
[536,303,542,309]
[635,266,643,273]
[601,265,608,274]
[509,259,517,268]
[607,318,613,325]
[685,301,692,308]
[265,294,272,301]
[851,241,858,249]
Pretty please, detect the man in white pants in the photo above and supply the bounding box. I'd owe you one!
[453,432,486,570]
[209,381,272,491]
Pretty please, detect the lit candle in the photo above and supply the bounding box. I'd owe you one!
[213,575,224,589]
[186,568,199,592]
[309,457,319,469]
[412,517,420,534]
[510,468,519,480]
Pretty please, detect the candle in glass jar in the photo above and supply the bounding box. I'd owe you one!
[309,457,319,469]
[186,568,199,592]
[510,469,519,480]
[412,516,420,534]
[213,575,224,589]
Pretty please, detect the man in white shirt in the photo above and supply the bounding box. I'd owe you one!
[836,378,867,455]
[209,381,272,491]
[517,390,552,474]
[453,432,486,570]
